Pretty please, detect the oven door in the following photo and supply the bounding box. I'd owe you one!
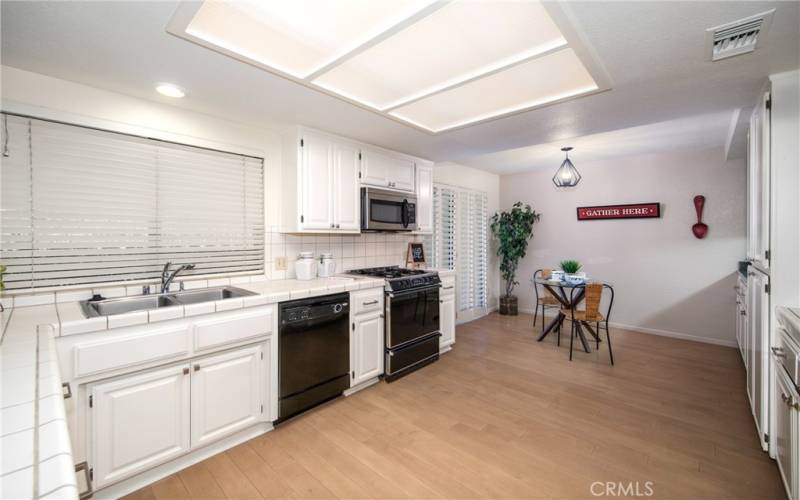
[361,188,417,231]
[386,285,440,349]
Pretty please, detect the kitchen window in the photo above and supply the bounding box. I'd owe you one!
[429,184,488,319]
[0,113,264,290]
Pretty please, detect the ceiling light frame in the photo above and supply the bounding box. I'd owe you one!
[166,1,612,134]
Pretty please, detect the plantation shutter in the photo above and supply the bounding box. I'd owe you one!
[430,183,488,320]
[0,113,264,290]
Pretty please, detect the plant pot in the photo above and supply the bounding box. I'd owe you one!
[499,295,518,316]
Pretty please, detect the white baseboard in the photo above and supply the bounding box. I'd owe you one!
[517,308,737,348]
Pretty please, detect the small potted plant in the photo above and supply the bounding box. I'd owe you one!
[560,260,584,284]
[491,202,540,315]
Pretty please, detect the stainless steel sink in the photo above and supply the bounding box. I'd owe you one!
[80,286,257,318]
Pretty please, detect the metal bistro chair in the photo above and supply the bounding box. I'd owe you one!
[532,269,562,335]
[559,282,615,365]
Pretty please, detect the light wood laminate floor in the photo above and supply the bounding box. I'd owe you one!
[126,312,784,499]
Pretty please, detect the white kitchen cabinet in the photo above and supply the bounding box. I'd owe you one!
[747,268,770,450]
[352,311,384,386]
[439,277,456,351]
[89,363,190,489]
[334,141,361,231]
[774,365,798,500]
[361,147,415,192]
[300,131,335,230]
[747,91,771,268]
[191,344,264,447]
[415,162,433,233]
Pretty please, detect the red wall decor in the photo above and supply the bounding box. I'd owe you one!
[576,202,661,221]
[692,195,708,239]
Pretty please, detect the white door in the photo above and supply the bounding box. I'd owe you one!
[774,369,797,500]
[439,293,456,349]
[90,363,190,488]
[301,132,334,230]
[191,344,263,447]
[353,311,384,386]
[334,143,361,231]
[361,149,415,191]
[415,164,433,232]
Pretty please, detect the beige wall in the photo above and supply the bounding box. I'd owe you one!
[500,147,746,345]
[433,162,501,314]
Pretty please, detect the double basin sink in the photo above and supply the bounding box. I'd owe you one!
[79,286,256,318]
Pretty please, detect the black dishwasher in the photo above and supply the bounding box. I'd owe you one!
[278,293,350,422]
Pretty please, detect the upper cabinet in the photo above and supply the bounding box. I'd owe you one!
[361,148,415,192]
[415,161,433,233]
[747,91,771,269]
[280,127,432,233]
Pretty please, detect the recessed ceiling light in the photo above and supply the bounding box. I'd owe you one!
[156,83,186,98]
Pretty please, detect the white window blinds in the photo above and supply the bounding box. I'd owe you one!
[431,184,488,314]
[0,114,264,290]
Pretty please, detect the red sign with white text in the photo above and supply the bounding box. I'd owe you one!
[577,203,661,221]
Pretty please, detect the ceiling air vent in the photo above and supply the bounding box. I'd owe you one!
[706,9,775,61]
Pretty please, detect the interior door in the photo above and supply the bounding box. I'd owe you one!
[191,345,263,447]
[353,311,384,386]
[91,363,190,488]
[334,143,360,231]
[301,132,334,230]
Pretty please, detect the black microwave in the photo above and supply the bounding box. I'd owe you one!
[360,187,417,232]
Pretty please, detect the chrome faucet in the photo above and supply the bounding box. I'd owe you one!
[161,262,196,293]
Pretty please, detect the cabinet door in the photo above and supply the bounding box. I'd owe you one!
[191,344,263,447]
[90,363,190,488]
[747,270,769,447]
[352,311,384,386]
[757,92,770,268]
[361,149,415,192]
[301,132,335,230]
[774,370,796,500]
[334,143,361,231]
[415,164,433,233]
[439,293,456,349]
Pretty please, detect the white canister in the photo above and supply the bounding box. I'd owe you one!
[318,252,336,278]
[295,252,317,280]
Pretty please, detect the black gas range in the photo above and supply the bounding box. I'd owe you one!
[348,266,441,381]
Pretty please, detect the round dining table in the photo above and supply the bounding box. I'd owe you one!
[532,277,601,353]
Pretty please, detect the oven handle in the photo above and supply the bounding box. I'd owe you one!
[387,284,441,297]
[401,199,409,228]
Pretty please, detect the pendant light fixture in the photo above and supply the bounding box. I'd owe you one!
[552,146,581,188]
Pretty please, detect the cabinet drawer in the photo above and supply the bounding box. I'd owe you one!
[351,288,384,316]
[777,326,800,387]
[75,325,190,378]
[194,306,274,352]
[441,277,455,296]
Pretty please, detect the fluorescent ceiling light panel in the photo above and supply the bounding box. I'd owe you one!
[185,0,438,79]
[313,0,566,110]
[389,48,598,132]
[174,0,608,133]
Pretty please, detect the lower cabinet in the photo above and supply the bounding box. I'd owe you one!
[88,342,268,489]
[439,277,456,351]
[352,311,384,386]
[191,344,264,447]
[90,363,191,489]
[774,366,798,500]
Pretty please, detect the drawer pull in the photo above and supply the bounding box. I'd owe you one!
[442,286,454,290]
[75,461,93,499]
[194,364,200,372]
[363,300,379,306]
[62,382,72,400]
[183,367,190,375]
[771,347,785,358]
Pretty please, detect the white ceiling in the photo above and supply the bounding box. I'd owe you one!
[1,1,798,168]
[460,110,735,175]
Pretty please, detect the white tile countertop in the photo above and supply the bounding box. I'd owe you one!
[0,268,453,498]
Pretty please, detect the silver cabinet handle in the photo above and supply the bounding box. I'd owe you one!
[336,224,340,229]
[772,347,785,358]
[194,364,200,372]
[363,300,379,305]
[75,461,93,500]
[442,286,454,290]
[781,393,789,403]
[62,382,72,400]
[183,367,190,375]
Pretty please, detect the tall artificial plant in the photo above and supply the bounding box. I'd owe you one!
[490,202,540,298]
